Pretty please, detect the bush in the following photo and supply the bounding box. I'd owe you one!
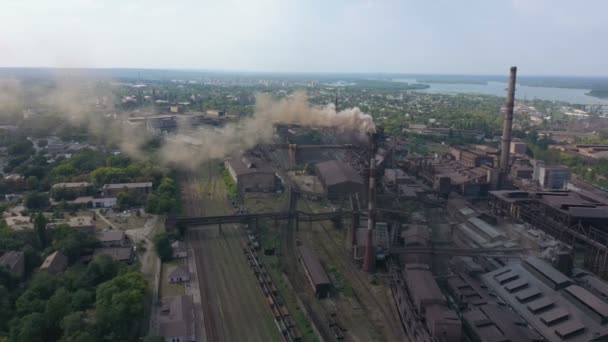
[25,192,49,210]
[153,233,173,262]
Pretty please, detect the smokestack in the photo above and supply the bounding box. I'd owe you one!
[499,66,517,185]
[363,134,377,272]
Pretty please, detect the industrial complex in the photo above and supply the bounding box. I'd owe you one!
[153,67,608,342]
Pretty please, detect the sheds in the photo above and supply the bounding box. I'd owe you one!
[159,295,196,342]
[168,265,190,283]
[171,240,187,258]
[315,160,364,198]
[40,251,68,274]
[0,251,25,277]
[298,245,331,298]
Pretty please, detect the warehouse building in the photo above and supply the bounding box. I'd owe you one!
[224,156,276,193]
[314,160,364,199]
[483,257,608,342]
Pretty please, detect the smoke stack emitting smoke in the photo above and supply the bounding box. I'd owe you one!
[0,78,375,169]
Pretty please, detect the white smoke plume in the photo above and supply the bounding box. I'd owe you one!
[158,91,375,168]
[0,76,375,170]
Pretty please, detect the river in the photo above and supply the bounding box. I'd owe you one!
[393,78,608,105]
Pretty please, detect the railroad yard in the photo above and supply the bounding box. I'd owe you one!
[182,167,281,342]
[168,73,608,342]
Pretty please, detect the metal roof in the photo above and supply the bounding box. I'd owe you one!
[315,160,363,187]
[298,245,330,286]
[482,257,608,342]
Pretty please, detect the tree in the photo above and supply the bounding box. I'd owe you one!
[36,139,48,148]
[45,287,72,340]
[25,192,49,210]
[34,213,48,248]
[0,285,11,334]
[25,176,39,190]
[143,336,165,342]
[52,224,99,262]
[84,254,120,287]
[59,312,93,342]
[9,312,46,342]
[176,221,187,239]
[95,271,147,341]
[154,233,173,262]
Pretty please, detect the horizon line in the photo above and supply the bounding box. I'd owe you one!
[0,66,607,79]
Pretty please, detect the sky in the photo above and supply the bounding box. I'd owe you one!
[0,0,607,76]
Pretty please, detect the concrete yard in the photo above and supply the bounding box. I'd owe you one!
[181,165,281,342]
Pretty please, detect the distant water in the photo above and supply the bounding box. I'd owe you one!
[393,79,608,105]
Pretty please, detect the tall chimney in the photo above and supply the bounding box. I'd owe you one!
[363,134,377,272]
[499,66,517,183]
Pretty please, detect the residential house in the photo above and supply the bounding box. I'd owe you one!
[40,251,68,274]
[0,251,25,277]
[96,230,129,247]
[168,265,190,283]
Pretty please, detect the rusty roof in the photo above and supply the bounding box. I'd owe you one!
[298,245,330,286]
[315,160,363,186]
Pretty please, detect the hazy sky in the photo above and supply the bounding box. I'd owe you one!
[1,0,607,75]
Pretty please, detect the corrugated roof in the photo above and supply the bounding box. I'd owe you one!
[315,160,363,186]
[524,256,572,290]
[298,245,330,286]
[565,285,608,322]
[404,264,446,308]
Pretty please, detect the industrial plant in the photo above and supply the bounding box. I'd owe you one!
[160,67,608,342]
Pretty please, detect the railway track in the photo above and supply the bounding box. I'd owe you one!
[300,198,407,341]
[181,170,223,342]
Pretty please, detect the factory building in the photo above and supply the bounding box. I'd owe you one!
[314,160,364,199]
[403,263,463,342]
[225,156,276,193]
[447,270,542,342]
[483,257,608,342]
[537,164,571,190]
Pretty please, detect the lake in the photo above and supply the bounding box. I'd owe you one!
[393,78,608,105]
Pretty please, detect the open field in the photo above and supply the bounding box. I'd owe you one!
[181,164,281,342]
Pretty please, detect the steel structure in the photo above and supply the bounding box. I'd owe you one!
[489,194,608,279]
[499,66,517,187]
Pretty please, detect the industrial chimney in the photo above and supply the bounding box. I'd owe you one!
[499,66,517,187]
[363,134,377,272]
